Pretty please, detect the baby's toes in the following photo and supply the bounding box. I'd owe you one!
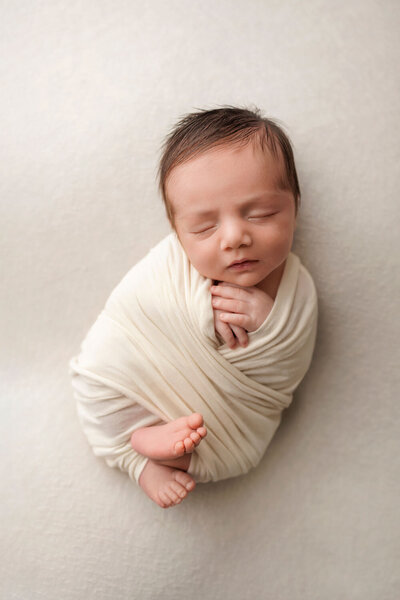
[183,437,195,452]
[174,470,196,491]
[164,483,183,505]
[190,431,201,444]
[169,480,187,500]
[196,426,207,438]
[174,440,185,456]
[158,491,172,508]
[187,412,204,429]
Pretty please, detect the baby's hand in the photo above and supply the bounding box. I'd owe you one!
[211,282,274,348]
[213,303,249,350]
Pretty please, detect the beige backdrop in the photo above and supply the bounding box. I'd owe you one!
[1,1,399,598]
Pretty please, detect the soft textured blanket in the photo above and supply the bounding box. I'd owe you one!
[69,232,318,484]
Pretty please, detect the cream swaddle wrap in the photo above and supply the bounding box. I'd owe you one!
[69,232,318,484]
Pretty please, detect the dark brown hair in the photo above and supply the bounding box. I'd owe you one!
[157,105,301,226]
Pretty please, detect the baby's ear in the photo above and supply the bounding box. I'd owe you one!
[293,212,298,231]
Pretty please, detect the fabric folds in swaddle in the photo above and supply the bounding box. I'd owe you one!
[69,232,318,484]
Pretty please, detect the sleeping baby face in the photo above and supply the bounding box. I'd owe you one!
[165,139,297,295]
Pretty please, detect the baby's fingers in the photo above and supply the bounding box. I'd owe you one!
[217,321,238,349]
[219,312,249,330]
[230,324,249,348]
[212,296,247,315]
[214,308,238,349]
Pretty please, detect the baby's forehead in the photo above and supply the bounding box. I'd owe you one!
[170,137,286,182]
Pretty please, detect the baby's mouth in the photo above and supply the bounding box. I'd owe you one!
[228,258,256,267]
[227,259,258,270]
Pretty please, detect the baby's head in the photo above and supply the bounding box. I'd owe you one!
[157,106,301,291]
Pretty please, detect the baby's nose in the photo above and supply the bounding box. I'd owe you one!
[220,221,251,250]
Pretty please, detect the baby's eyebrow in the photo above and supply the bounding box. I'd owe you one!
[187,208,218,218]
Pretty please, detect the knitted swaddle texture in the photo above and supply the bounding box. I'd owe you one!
[69,232,318,484]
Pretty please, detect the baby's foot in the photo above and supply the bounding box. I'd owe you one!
[139,459,196,509]
[131,412,207,460]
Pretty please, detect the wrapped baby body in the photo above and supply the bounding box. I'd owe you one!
[69,232,318,484]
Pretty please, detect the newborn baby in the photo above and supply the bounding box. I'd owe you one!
[69,106,318,509]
